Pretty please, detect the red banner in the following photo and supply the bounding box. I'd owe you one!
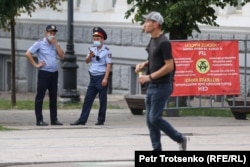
[171,40,240,96]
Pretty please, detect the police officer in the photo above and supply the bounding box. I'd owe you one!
[25,25,65,126]
[70,27,112,126]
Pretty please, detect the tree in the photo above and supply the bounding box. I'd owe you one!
[125,0,250,39]
[125,0,250,106]
[0,0,65,106]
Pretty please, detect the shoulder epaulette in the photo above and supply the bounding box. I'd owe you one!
[37,38,43,42]
[105,46,109,50]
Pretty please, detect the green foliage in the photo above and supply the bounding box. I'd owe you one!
[0,0,66,31]
[125,0,250,39]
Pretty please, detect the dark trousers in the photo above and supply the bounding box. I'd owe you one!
[146,83,183,151]
[35,70,58,122]
[79,74,108,123]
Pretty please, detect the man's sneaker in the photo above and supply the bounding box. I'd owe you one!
[179,135,188,151]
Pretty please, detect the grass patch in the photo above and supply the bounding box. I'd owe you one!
[0,99,120,110]
[0,99,51,110]
[0,125,14,131]
[161,102,234,117]
[162,108,233,117]
[179,108,233,117]
[1,98,233,117]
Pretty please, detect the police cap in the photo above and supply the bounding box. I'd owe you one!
[46,24,58,32]
[92,27,107,40]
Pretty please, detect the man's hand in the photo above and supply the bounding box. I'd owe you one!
[135,61,148,73]
[102,78,108,87]
[138,75,151,85]
[89,51,95,57]
[36,61,46,68]
[135,63,144,73]
[49,36,57,45]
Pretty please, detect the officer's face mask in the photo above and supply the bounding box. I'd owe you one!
[46,31,56,42]
[47,35,55,42]
[93,41,101,47]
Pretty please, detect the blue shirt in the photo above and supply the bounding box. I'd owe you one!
[88,45,112,76]
[28,37,59,72]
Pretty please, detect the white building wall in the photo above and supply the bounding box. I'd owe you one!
[19,0,135,24]
[18,1,250,27]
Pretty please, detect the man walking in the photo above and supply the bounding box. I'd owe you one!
[135,11,187,151]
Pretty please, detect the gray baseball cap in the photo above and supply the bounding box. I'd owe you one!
[142,11,164,25]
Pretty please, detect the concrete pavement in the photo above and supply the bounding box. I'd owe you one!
[0,101,250,166]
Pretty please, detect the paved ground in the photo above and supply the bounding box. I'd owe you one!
[0,92,250,166]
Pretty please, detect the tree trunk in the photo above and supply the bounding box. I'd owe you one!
[10,19,16,106]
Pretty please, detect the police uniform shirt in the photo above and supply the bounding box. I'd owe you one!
[28,38,59,72]
[88,45,112,76]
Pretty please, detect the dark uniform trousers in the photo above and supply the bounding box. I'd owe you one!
[35,70,58,122]
[79,73,108,124]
